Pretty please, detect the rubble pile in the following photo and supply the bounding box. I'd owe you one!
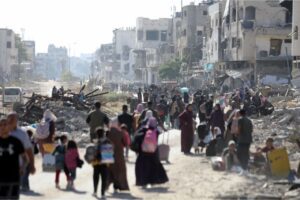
[15,86,114,146]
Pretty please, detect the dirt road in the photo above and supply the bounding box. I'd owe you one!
[21,130,254,200]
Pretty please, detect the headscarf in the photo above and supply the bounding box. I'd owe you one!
[145,110,153,120]
[213,127,222,137]
[136,104,144,114]
[43,109,57,122]
[110,117,119,127]
[186,103,193,111]
[147,117,158,129]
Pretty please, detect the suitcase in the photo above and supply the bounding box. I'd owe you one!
[158,131,170,163]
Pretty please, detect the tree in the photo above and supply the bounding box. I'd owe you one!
[159,59,182,80]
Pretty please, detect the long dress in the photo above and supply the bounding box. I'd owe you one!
[135,129,168,186]
[179,110,194,153]
[106,127,129,191]
[210,110,225,134]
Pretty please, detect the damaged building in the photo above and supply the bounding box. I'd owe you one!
[207,0,292,91]
[133,17,175,85]
[280,0,300,88]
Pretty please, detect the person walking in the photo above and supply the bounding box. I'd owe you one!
[137,88,142,104]
[91,127,113,199]
[86,102,110,142]
[139,101,159,123]
[106,119,130,192]
[210,104,225,135]
[179,104,194,154]
[52,135,70,189]
[132,104,144,133]
[37,110,57,156]
[237,109,253,170]
[135,117,168,188]
[65,140,81,190]
[0,117,28,200]
[118,105,133,158]
[7,112,36,192]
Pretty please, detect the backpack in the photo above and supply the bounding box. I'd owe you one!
[84,144,97,164]
[142,129,158,153]
[53,145,65,170]
[99,143,114,164]
[36,120,50,139]
[130,129,145,153]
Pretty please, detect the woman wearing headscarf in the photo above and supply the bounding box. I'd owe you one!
[38,109,57,155]
[135,117,168,187]
[210,104,225,136]
[106,118,130,192]
[138,110,153,129]
[179,104,194,154]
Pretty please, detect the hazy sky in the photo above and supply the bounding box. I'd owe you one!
[0,0,200,55]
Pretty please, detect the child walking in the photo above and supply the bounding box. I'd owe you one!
[92,127,114,199]
[65,140,80,190]
[52,135,70,189]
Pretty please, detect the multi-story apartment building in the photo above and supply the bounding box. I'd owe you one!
[22,40,35,70]
[114,28,136,79]
[177,2,210,64]
[134,17,174,85]
[281,0,300,87]
[215,0,292,89]
[0,29,18,81]
[35,44,68,79]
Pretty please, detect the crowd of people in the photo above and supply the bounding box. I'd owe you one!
[0,84,279,200]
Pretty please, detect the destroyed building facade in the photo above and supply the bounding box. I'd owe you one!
[207,0,292,91]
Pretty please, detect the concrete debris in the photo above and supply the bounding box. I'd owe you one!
[283,189,300,200]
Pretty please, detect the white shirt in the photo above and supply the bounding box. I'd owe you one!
[10,128,32,150]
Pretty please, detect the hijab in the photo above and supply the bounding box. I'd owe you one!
[136,104,144,114]
[145,110,153,120]
[147,117,158,129]
[43,109,57,122]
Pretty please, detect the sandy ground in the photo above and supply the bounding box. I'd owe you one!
[21,130,255,200]
[16,82,262,199]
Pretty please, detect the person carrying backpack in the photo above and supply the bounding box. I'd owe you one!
[52,135,70,189]
[135,117,168,188]
[90,127,114,199]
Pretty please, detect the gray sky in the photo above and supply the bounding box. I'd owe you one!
[0,0,200,55]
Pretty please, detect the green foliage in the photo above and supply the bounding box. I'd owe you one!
[159,59,182,80]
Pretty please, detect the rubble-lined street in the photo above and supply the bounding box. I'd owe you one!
[19,130,267,200]
[1,0,300,200]
[1,79,300,200]
[20,128,300,200]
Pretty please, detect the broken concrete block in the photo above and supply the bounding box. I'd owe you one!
[278,114,293,125]
[283,189,300,200]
